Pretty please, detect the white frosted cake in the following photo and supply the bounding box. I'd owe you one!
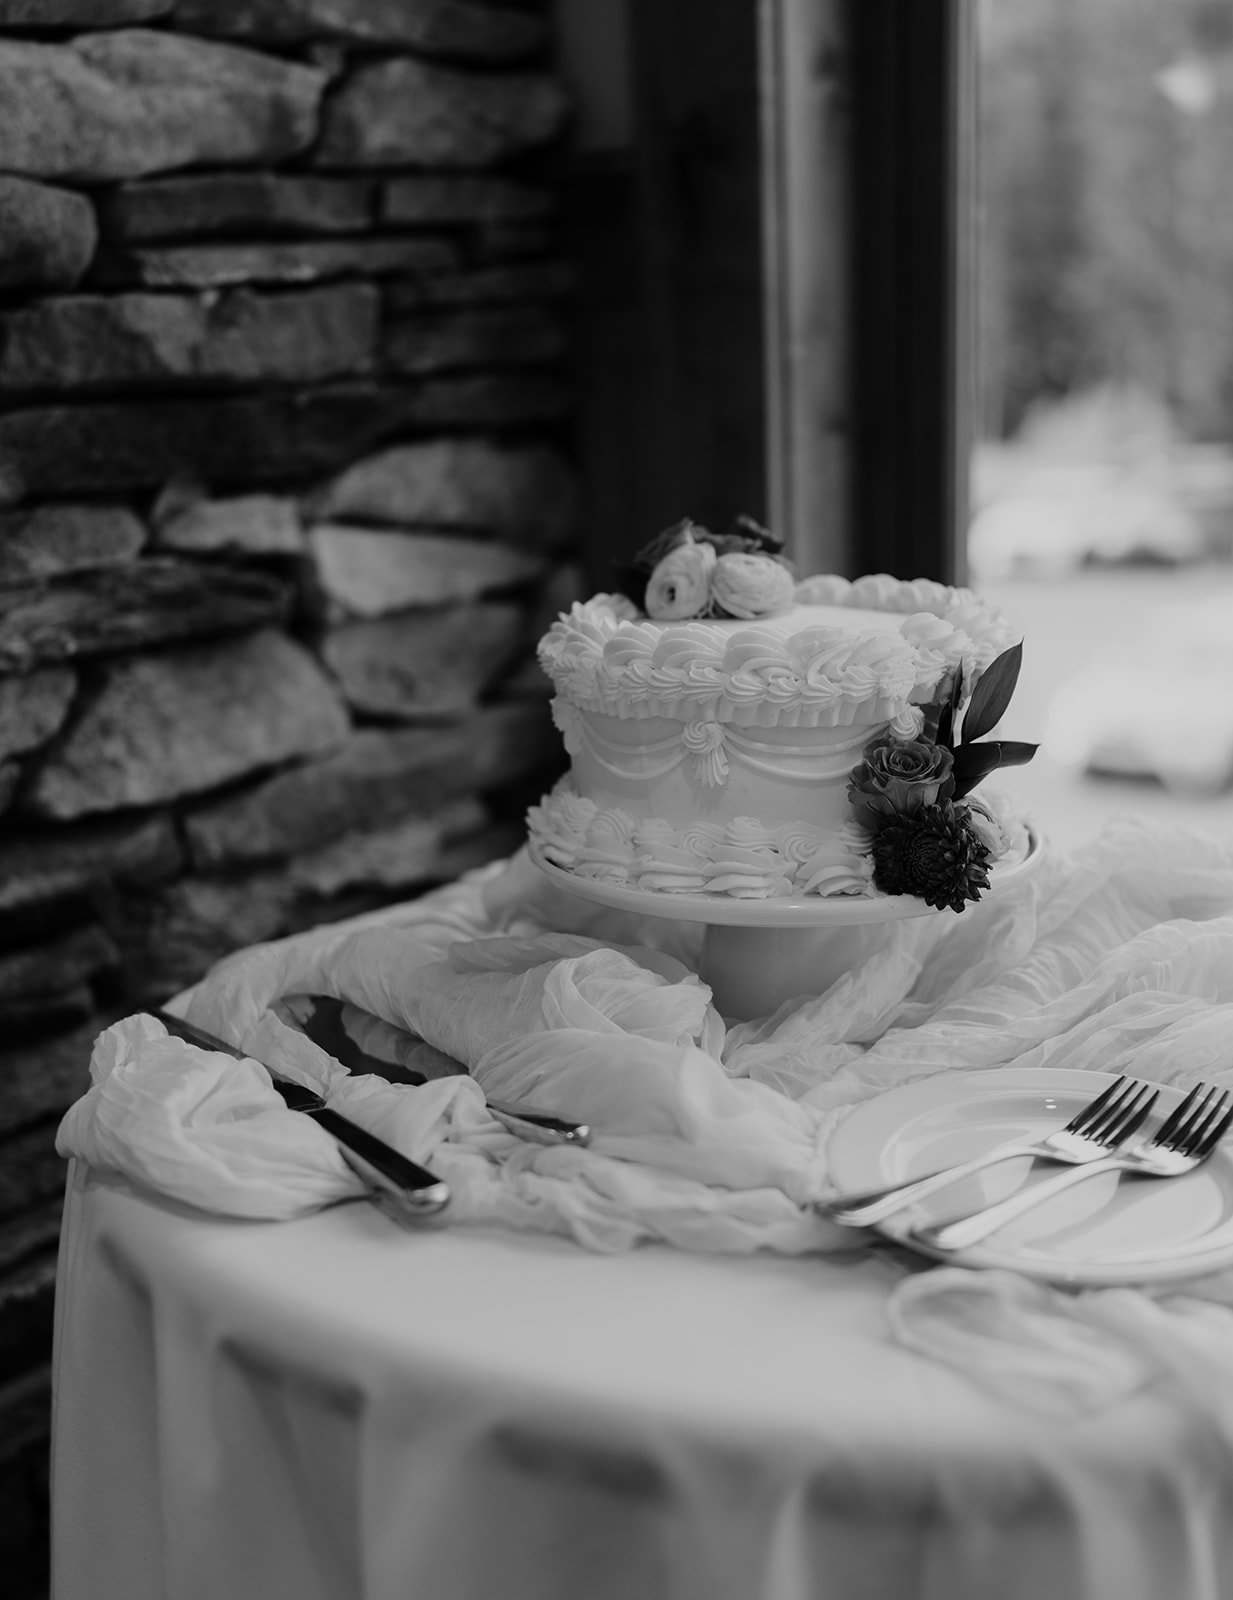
[528,523,1035,912]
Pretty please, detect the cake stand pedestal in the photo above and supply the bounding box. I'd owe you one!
[529,832,1045,1021]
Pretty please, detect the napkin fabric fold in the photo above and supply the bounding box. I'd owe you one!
[58,815,1233,1410]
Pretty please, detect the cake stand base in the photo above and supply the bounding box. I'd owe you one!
[699,921,892,1020]
[529,831,1044,1021]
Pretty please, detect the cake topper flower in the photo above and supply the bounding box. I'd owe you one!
[643,530,717,619]
[709,551,796,619]
[847,642,1037,912]
[614,516,796,621]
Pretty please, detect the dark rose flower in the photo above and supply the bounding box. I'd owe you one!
[700,516,788,558]
[693,531,755,557]
[728,513,785,554]
[847,738,955,828]
[869,803,992,912]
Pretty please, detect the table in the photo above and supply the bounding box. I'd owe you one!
[51,1160,1232,1600]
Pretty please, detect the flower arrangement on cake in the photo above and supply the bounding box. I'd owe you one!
[527,518,1037,913]
[846,642,1037,911]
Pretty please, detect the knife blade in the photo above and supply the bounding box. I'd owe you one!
[271,993,590,1149]
[150,1008,450,1219]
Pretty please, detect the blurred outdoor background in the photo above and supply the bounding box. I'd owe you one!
[971,0,1233,853]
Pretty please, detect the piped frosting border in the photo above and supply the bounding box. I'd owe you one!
[528,779,1031,902]
[538,575,1018,728]
[528,780,876,897]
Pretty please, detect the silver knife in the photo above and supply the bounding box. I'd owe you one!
[150,1008,451,1219]
[271,993,590,1149]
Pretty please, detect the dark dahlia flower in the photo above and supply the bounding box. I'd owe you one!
[869,803,992,912]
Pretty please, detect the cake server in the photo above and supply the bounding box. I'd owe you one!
[150,1007,451,1219]
[271,993,590,1148]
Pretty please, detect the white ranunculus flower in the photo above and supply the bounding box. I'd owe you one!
[644,534,717,619]
[962,796,1011,860]
[709,552,795,619]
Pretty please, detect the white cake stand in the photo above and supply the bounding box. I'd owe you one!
[529,831,1046,1020]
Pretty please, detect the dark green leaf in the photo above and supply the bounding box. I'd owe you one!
[986,740,1038,769]
[730,513,785,553]
[951,744,1003,799]
[951,738,1039,800]
[633,518,699,572]
[962,642,1023,744]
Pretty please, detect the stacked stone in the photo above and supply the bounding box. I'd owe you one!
[0,0,578,1536]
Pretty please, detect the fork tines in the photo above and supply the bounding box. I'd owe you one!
[1154,1084,1233,1156]
[1064,1075,1126,1132]
[1072,1075,1156,1143]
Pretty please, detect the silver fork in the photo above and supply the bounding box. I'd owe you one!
[913,1082,1233,1253]
[817,1076,1158,1228]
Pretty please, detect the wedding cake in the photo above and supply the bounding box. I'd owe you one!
[528,519,1035,912]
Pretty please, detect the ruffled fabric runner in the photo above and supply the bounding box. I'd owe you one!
[58,816,1233,1414]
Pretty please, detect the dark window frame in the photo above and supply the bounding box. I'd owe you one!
[845,0,975,586]
[563,0,974,587]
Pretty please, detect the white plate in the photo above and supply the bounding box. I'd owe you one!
[528,827,1045,929]
[827,1067,1233,1286]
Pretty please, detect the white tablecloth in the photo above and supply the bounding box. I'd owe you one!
[52,1159,1233,1600]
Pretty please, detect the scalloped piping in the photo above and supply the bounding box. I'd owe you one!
[559,701,876,790]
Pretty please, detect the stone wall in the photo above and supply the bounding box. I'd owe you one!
[0,3,575,1584]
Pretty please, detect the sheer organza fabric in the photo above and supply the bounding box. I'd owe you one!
[58,816,1233,1411]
